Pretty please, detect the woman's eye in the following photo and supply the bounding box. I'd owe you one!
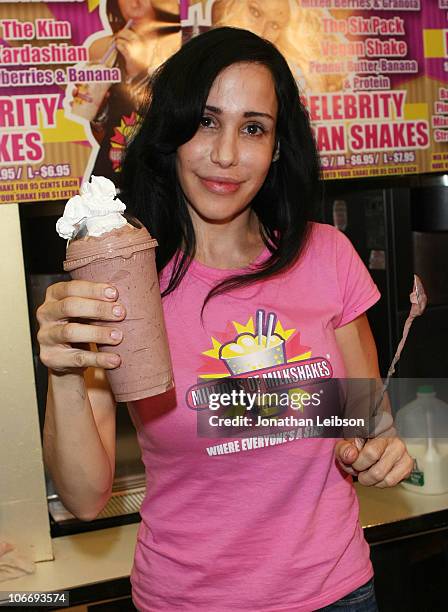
[244,124,265,136]
[199,116,214,128]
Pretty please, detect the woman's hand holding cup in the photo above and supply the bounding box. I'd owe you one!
[36,280,126,374]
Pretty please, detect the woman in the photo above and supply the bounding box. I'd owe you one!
[38,28,413,611]
[71,0,180,178]
[211,0,347,92]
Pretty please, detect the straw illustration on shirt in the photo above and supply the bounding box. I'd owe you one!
[219,310,287,375]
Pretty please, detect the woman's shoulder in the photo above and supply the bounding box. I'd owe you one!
[292,221,355,272]
[306,221,342,253]
[308,220,339,237]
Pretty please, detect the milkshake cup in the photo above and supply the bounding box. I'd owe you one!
[57,176,174,402]
[70,69,112,122]
[69,20,134,123]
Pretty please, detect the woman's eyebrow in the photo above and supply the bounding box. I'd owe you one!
[205,105,274,120]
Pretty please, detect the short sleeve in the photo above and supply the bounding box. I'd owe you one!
[332,228,381,328]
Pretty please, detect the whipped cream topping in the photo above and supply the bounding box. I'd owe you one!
[56,175,127,239]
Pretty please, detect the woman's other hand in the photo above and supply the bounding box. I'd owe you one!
[333,313,413,487]
[335,435,414,487]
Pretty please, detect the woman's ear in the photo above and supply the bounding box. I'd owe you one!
[272,141,280,162]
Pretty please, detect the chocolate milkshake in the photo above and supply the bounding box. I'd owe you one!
[57,176,174,402]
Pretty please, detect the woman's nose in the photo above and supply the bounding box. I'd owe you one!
[261,22,279,42]
[210,129,238,167]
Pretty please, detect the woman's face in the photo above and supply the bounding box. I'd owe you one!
[176,62,278,225]
[245,0,290,42]
[117,0,153,22]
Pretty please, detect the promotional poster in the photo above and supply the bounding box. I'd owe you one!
[0,0,181,203]
[1,0,448,203]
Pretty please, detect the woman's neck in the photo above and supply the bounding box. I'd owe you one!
[188,207,265,270]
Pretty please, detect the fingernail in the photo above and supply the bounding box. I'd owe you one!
[105,287,117,299]
[110,329,122,340]
[108,355,120,365]
[113,305,123,317]
[344,447,355,461]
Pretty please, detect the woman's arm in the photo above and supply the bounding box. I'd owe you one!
[334,312,380,379]
[333,314,414,487]
[44,365,116,521]
[38,279,123,521]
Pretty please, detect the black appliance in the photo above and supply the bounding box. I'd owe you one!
[320,176,448,379]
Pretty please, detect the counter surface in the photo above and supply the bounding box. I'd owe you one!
[356,482,448,530]
[1,484,447,602]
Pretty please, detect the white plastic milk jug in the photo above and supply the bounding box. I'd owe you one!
[395,386,448,495]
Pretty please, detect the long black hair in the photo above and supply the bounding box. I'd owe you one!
[119,26,321,317]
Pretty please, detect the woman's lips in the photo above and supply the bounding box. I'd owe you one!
[199,177,242,194]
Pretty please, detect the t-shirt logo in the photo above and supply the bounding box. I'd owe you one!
[185,309,333,411]
[204,309,309,376]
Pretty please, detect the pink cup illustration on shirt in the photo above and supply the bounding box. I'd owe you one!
[219,311,287,417]
[219,310,286,375]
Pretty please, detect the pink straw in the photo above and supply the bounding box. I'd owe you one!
[180,0,189,21]
[256,309,264,346]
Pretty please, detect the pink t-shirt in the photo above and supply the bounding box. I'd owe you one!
[128,222,381,612]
